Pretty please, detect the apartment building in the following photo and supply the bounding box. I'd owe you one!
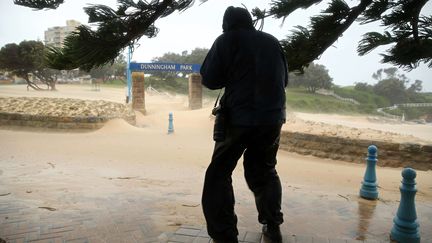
[44,20,81,48]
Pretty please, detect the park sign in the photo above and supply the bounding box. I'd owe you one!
[129,62,201,73]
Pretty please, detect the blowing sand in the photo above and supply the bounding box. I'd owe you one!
[290,112,432,143]
[0,84,431,241]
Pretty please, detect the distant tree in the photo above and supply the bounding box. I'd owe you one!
[88,66,111,82]
[373,78,407,105]
[152,48,208,64]
[407,79,423,93]
[371,69,383,81]
[182,48,209,64]
[152,52,183,63]
[13,0,430,74]
[113,54,127,80]
[86,54,127,83]
[406,79,424,102]
[371,67,424,104]
[150,52,183,84]
[382,67,398,79]
[0,40,59,90]
[354,82,373,92]
[289,62,333,93]
[372,67,410,82]
[150,47,209,83]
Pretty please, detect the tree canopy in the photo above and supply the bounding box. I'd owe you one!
[13,0,432,73]
[354,67,425,105]
[0,40,59,90]
[289,63,333,92]
[148,48,208,85]
[87,54,127,82]
[152,48,208,64]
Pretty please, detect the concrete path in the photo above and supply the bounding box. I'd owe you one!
[3,192,430,243]
[167,226,383,243]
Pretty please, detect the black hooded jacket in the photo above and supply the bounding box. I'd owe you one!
[200,6,288,126]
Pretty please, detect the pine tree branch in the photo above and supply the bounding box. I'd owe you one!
[281,0,373,72]
[13,0,64,10]
[359,0,392,24]
[382,38,432,69]
[403,0,428,42]
[45,0,195,71]
[358,0,431,69]
[269,0,323,18]
[252,0,323,29]
[358,31,394,55]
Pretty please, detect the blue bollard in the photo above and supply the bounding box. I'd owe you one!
[390,168,420,243]
[360,145,379,200]
[168,112,174,134]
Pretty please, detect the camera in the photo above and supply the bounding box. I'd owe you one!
[212,106,226,142]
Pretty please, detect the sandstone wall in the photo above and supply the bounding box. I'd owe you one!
[279,131,432,171]
[0,112,136,130]
[188,73,202,110]
[132,72,146,114]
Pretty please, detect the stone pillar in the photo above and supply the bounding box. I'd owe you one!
[132,72,146,114]
[188,73,202,110]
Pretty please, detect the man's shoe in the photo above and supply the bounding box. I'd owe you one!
[262,224,282,242]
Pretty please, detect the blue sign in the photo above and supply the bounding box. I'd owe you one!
[129,63,201,73]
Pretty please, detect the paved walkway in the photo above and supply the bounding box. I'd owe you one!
[2,191,431,243]
[1,129,431,243]
[167,225,382,243]
[1,159,432,243]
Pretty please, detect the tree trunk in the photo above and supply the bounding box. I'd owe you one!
[307,86,316,93]
[24,74,43,91]
[32,72,57,91]
[49,81,57,91]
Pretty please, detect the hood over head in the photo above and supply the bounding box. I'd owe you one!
[222,6,254,32]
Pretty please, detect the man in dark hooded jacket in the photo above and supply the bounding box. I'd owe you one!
[200,6,288,243]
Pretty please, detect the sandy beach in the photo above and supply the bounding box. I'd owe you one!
[0,84,431,242]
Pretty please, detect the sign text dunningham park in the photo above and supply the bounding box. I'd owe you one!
[129,63,201,73]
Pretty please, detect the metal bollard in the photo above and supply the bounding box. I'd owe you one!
[390,167,420,243]
[168,112,174,134]
[360,145,379,200]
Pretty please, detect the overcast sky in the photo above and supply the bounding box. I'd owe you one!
[1,0,431,91]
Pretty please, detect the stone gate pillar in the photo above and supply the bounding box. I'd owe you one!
[188,73,202,110]
[132,72,146,114]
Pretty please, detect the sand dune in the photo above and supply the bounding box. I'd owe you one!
[293,112,432,142]
[96,118,141,133]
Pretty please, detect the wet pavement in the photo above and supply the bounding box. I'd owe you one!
[167,225,375,242]
[0,127,431,243]
[1,180,431,243]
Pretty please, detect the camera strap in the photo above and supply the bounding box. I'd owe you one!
[213,89,223,108]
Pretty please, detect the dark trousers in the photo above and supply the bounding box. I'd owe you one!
[202,124,284,240]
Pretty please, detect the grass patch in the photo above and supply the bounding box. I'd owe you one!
[286,88,376,114]
[422,92,432,102]
[333,86,390,108]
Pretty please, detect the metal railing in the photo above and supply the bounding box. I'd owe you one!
[377,103,432,121]
[316,89,360,105]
